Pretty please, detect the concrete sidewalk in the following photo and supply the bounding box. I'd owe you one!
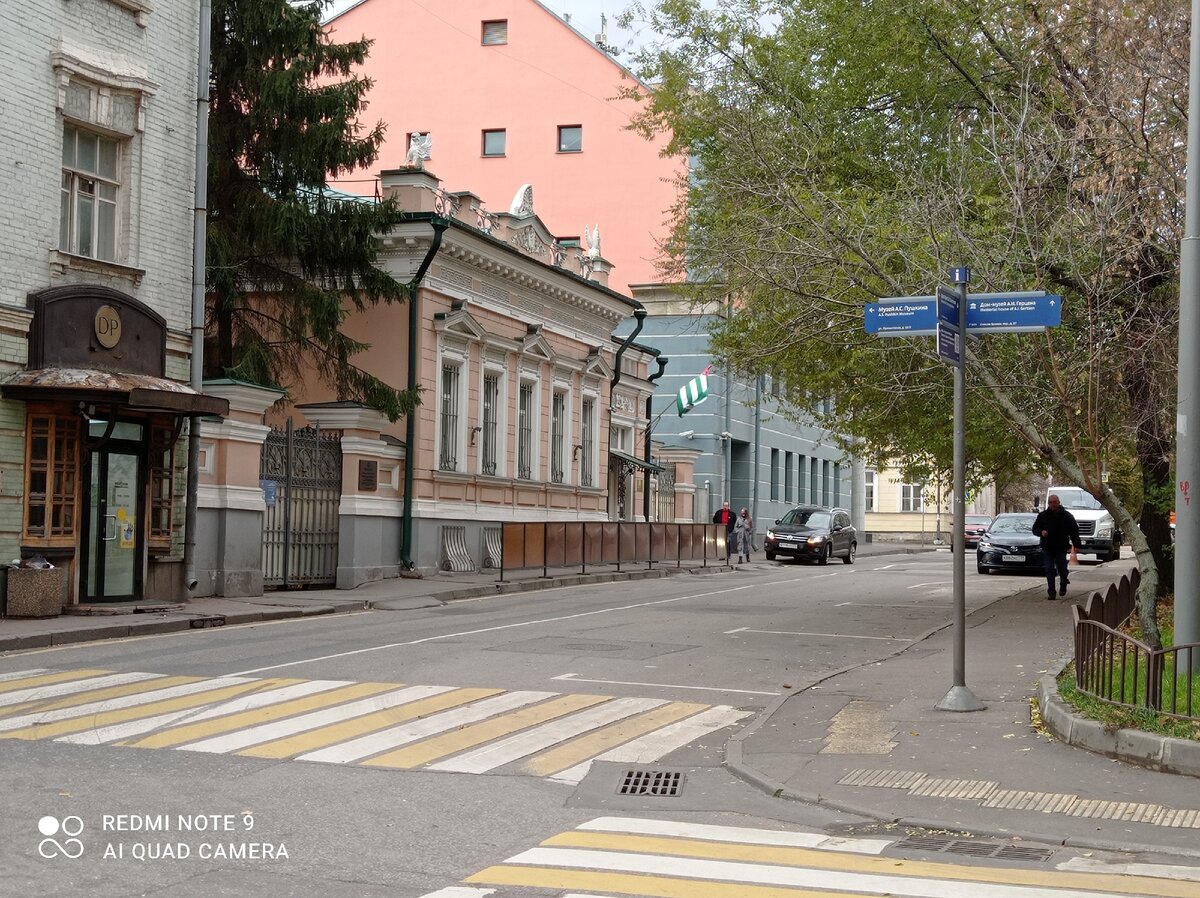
[729,555,1200,859]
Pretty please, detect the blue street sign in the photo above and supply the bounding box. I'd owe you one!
[967,293,1061,332]
[936,286,960,326]
[864,298,937,335]
[937,321,961,365]
[950,267,971,284]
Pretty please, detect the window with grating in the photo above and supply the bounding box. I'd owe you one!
[482,373,499,476]
[580,397,595,486]
[439,362,460,471]
[550,391,566,483]
[23,409,79,544]
[148,422,176,548]
[518,382,534,480]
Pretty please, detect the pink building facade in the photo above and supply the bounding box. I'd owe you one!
[326,0,683,296]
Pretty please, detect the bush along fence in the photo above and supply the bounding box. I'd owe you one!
[500,522,726,581]
[1072,568,1199,721]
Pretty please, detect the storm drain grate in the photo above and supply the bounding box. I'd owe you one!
[617,769,684,797]
[895,836,1054,863]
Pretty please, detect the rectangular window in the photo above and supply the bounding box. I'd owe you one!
[581,397,595,487]
[481,373,500,476]
[482,129,506,157]
[518,381,534,479]
[865,469,876,512]
[770,448,780,501]
[901,482,924,512]
[557,125,582,153]
[797,455,806,503]
[481,20,508,45]
[550,391,566,483]
[23,410,80,543]
[823,460,832,505]
[439,362,460,471]
[784,451,794,503]
[148,422,176,548]
[61,123,120,262]
[809,458,819,505]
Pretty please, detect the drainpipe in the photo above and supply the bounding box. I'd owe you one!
[183,0,212,596]
[642,355,668,521]
[752,373,762,536]
[399,218,449,572]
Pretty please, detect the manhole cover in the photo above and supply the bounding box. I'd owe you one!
[895,836,1054,863]
[616,769,684,797]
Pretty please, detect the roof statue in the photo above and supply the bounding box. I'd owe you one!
[584,225,602,259]
[405,132,432,169]
[509,184,534,217]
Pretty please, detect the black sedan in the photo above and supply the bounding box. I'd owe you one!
[976,513,1043,574]
[764,506,856,565]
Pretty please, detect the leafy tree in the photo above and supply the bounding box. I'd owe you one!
[207,0,415,420]
[624,0,1185,644]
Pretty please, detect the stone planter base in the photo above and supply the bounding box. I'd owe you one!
[5,568,66,618]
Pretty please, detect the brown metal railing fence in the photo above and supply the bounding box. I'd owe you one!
[500,522,725,580]
[1073,567,1200,721]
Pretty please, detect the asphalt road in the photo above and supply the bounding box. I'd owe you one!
[1,553,1191,897]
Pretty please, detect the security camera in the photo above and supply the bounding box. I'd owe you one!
[719,431,733,439]
[679,430,695,438]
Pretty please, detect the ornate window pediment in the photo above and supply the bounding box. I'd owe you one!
[583,349,613,381]
[519,324,555,362]
[433,305,486,342]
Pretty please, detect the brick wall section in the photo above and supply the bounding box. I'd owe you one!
[0,0,201,563]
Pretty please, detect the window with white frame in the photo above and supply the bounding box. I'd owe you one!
[60,122,121,262]
[770,448,780,501]
[481,372,501,476]
[438,361,462,471]
[517,380,536,480]
[865,468,877,511]
[550,390,567,483]
[901,481,924,512]
[580,396,596,486]
[610,423,633,452]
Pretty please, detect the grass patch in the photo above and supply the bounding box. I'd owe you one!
[1057,665,1200,740]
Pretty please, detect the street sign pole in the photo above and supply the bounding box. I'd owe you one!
[937,267,985,713]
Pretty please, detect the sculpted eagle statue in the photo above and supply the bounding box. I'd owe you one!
[405,132,432,168]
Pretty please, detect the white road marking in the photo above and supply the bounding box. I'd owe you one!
[1058,857,1200,882]
[54,679,350,745]
[297,690,554,764]
[0,676,256,731]
[428,696,666,774]
[230,582,769,676]
[734,628,908,641]
[551,672,779,696]
[416,888,496,898]
[502,846,1138,898]
[906,581,949,589]
[175,685,456,754]
[836,602,953,608]
[0,671,163,706]
[551,706,750,784]
[0,668,50,682]
[577,816,891,853]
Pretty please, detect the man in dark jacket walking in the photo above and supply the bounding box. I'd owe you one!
[713,500,735,562]
[1032,493,1082,600]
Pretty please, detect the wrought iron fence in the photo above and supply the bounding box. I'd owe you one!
[1072,569,1199,721]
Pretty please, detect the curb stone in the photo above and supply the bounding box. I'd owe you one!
[1037,659,1200,779]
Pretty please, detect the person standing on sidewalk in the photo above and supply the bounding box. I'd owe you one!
[713,501,735,562]
[1032,493,1082,600]
[734,507,753,564]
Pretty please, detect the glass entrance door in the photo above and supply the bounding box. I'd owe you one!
[84,446,143,601]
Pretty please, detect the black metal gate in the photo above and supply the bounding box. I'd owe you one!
[260,419,342,588]
[656,462,677,522]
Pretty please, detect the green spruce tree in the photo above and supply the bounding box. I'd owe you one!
[207,0,414,420]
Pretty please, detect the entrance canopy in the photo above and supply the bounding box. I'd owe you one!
[609,449,666,473]
[2,368,230,417]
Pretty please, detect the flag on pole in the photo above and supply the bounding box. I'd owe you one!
[676,365,713,416]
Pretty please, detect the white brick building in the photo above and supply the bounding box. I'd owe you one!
[0,0,227,609]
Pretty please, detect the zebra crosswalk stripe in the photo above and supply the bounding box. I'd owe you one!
[0,669,140,703]
[463,818,1200,898]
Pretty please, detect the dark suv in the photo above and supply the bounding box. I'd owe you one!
[764,505,856,565]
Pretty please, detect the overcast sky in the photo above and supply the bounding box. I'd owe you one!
[323,0,646,58]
